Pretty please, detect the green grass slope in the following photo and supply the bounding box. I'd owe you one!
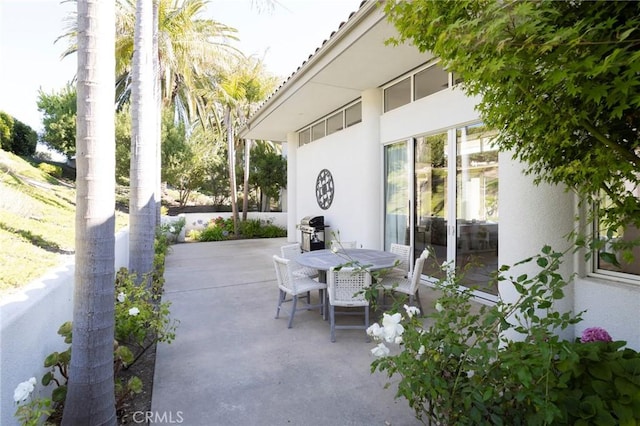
[0,150,77,295]
[0,150,128,296]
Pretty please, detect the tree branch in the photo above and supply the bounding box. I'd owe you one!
[580,119,640,168]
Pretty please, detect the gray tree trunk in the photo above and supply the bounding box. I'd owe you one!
[153,0,162,226]
[129,0,157,284]
[225,108,239,235]
[62,0,117,424]
[242,139,252,220]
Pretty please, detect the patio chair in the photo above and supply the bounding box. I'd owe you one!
[330,240,357,250]
[273,255,327,328]
[327,266,371,342]
[379,249,429,313]
[387,243,411,279]
[280,243,319,279]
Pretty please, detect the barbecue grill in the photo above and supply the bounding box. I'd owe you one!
[299,216,327,252]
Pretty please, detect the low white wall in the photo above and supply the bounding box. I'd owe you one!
[0,214,286,425]
[0,229,129,426]
[178,212,287,234]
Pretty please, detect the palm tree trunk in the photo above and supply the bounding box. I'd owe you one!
[225,107,239,235]
[62,0,116,424]
[242,138,252,220]
[129,0,157,284]
[153,0,162,226]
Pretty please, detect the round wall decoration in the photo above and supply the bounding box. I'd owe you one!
[315,168,334,210]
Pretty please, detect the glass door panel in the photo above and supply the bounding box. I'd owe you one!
[414,132,448,280]
[455,124,499,296]
[384,142,409,251]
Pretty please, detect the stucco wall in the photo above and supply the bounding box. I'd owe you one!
[574,277,640,349]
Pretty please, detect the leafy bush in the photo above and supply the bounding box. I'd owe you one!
[16,228,178,425]
[367,246,640,425]
[37,162,63,178]
[195,216,285,241]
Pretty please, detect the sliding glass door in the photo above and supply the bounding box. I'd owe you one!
[384,123,499,299]
[455,124,499,296]
[384,141,409,251]
[414,132,449,280]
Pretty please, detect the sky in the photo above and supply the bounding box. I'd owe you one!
[0,0,363,132]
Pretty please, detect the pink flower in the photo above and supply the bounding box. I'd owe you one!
[580,327,612,343]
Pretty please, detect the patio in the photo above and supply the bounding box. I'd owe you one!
[151,237,435,425]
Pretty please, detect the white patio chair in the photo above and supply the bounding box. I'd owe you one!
[280,243,319,279]
[327,266,371,342]
[330,240,357,251]
[387,243,412,279]
[273,255,327,328]
[379,249,429,313]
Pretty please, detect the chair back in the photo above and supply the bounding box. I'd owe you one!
[408,250,430,293]
[330,240,357,250]
[280,243,302,261]
[389,243,411,275]
[273,255,296,293]
[328,267,370,307]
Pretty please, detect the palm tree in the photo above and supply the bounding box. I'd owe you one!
[62,0,117,424]
[115,0,238,120]
[200,55,278,232]
[129,0,157,283]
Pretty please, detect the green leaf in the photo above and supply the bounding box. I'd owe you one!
[44,352,59,368]
[600,252,620,267]
[42,371,53,386]
[52,385,67,403]
[588,363,612,381]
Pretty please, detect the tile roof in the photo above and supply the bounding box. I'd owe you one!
[247,0,368,121]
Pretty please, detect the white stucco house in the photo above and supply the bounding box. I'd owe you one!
[241,1,639,349]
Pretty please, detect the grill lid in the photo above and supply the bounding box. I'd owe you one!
[300,215,324,227]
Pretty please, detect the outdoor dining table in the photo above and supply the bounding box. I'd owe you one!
[297,248,400,320]
[297,248,400,283]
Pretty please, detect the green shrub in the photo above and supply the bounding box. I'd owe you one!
[238,219,261,238]
[37,163,63,178]
[20,230,178,424]
[199,225,226,241]
[195,216,286,241]
[368,246,640,425]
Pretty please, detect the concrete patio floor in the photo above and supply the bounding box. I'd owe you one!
[151,237,436,426]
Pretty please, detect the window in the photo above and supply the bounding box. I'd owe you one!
[345,102,361,127]
[299,128,310,147]
[594,189,640,280]
[326,111,343,135]
[384,77,411,112]
[297,100,361,145]
[414,63,449,101]
[311,121,325,141]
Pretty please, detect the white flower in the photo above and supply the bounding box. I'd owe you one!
[418,345,425,355]
[14,377,36,402]
[117,292,126,303]
[404,304,420,318]
[467,370,475,378]
[371,343,390,357]
[366,323,384,339]
[331,246,339,253]
[381,312,404,343]
[128,307,140,316]
[435,302,444,312]
[394,335,403,344]
[169,226,176,234]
